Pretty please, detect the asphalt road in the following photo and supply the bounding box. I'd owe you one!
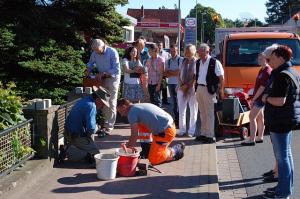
[234,131,300,199]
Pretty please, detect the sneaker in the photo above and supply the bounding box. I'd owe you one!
[204,137,216,144]
[256,139,264,143]
[263,191,289,199]
[172,142,185,160]
[241,140,255,146]
[97,129,110,138]
[264,174,278,182]
[264,186,276,194]
[263,170,275,177]
[194,135,206,142]
[187,134,194,138]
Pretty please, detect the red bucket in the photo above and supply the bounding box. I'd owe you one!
[116,148,139,177]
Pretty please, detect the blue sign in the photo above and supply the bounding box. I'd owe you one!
[185,18,197,47]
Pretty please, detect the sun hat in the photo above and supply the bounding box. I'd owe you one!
[92,86,110,107]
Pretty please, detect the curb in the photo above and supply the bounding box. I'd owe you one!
[0,159,53,199]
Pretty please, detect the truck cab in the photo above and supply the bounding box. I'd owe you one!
[221,32,300,92]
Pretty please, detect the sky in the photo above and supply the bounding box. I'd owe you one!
[117,0,268,22]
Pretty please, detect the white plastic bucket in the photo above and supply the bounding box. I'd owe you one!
[94,153,119,180]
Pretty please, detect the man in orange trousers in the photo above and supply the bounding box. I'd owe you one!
[117,98,185,165]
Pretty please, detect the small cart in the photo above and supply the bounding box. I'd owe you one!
[216,98,250,140]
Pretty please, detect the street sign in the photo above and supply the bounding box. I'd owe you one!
[185,18,197,27]
[185,18,197,47]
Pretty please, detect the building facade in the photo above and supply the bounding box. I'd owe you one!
[127,6,184,47]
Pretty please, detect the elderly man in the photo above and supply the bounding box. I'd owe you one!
[64,86,110,163]
[117,98,185,165]
[195,43,224,143]
[86,39,121,136]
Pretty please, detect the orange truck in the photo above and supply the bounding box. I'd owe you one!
[219,32,300,93]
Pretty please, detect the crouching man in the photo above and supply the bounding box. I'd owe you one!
[64,86,111,163]
[117,98,185,165]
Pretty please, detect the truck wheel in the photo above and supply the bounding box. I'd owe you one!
[240,127,248,140]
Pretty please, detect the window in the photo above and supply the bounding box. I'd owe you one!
[226,39,300,66]
[123,29,131,41]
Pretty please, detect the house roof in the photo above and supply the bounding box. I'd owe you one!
[127,8,179,23]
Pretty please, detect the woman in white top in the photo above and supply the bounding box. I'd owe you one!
[177,44,198,137]
[122,46,146,103]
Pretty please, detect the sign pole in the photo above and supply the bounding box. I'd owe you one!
[178,0,181,55]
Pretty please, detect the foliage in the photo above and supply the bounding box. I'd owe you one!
[246,19,265,27]
[0,82,25,130]
[265,0,300,24]
[189,4,224,44]
[0,24,15,65]
[0,0,129,104]
[12,133,34,160]
[223,19,244,28]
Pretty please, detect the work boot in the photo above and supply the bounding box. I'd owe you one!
[172,142,185,160]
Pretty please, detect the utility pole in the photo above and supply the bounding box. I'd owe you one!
[195,0,198,47]
[201,13,204,43]
[178,0,181,55]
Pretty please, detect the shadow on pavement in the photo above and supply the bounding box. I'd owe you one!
[53,174,218,199]
[245,195,264,199]
[219,177,265,191]
[216,144,245,149]
[95,134,130,150]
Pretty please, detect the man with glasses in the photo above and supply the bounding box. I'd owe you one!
[86,39,121,137]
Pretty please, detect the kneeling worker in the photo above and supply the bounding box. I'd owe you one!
[64,86,111,163]
[117,98,185,165]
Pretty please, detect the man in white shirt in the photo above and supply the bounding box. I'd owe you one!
[195,43,224,143]
[164,44,182,126]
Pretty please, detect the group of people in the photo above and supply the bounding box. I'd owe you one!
[240,44,300,199]
[63,36,300,199]
[121,39,225,144]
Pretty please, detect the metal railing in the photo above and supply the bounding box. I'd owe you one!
[0,119,34,177]
[51,99,80,164]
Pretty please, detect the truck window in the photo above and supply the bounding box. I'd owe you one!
[226,39,300,66]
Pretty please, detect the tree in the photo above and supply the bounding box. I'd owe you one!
[0,0,129,104]
[246,19,265,27]
[265,0,300,24]
[223,19,244,28]
[189,4,224,45]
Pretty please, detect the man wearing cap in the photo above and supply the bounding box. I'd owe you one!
[86,39,121,136]
[117,98,185,165]
[64,86,110,163]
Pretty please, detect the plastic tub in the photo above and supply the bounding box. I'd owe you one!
[115,148,139,177]
[94,153,119,180]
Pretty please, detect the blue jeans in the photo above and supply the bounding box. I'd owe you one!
[168,84,178,120]
[270,131,294,197]
[148,84,162,107]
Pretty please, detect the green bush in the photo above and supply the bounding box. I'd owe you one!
[0,82,25,130]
